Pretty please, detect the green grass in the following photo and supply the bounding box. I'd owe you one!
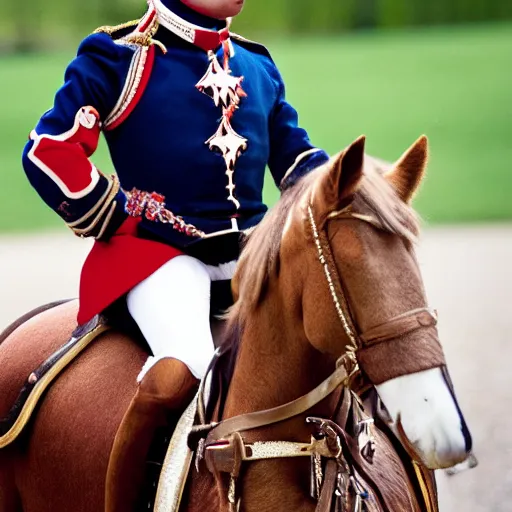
[0,23,510,233]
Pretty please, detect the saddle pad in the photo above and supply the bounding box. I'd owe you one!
[0,301,109,448]
[154,396,198,512]
[0,301,79,423]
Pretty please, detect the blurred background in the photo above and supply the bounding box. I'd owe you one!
[0,1,511,511]
[0,0,511,230]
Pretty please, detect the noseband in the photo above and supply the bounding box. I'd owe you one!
[307,204,438,362]
[190,201,438,512]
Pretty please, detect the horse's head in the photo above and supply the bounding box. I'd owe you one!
[249,135,472,470]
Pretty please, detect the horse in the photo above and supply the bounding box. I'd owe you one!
[0,135,471,512]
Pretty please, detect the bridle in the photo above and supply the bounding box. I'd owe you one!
[190,199,439,512]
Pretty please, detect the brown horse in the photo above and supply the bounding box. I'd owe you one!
[0,136,471,511]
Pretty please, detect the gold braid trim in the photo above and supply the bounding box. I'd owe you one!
[66,173,114,228]
[123,25,167,54]
[67,175,120,238]
[93,19,141,36]
[93,13,166,54]
[96,200,118,240]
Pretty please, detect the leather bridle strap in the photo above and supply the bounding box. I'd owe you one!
[312,204,439,351]
[307,204,360,354]
[360,308,438,346]
[204,363,350,444]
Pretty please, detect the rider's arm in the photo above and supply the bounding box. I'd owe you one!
[267,67,329,191]
[21,33,131,240]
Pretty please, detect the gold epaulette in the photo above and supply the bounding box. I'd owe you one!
[93,19,141,38]
[93,17,166,53]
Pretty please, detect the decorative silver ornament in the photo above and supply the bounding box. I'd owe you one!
[196,54,244,109]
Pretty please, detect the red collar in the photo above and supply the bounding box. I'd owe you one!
[150,0,231,51]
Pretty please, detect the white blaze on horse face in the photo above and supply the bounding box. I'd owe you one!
[375,367,468,469]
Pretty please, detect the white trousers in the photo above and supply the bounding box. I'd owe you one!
[126,255,237,380]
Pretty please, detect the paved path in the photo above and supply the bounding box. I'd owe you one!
[1,225,511,511]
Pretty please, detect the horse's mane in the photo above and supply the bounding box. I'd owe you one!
[225,161,419,333]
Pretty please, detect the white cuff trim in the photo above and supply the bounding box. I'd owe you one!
[280,148,323,185]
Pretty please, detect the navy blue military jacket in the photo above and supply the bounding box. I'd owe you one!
[22,16,329,257]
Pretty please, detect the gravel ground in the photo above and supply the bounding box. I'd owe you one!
[1,225,511,511]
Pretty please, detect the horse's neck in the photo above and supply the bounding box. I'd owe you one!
[224,303,331,415]
[216,301,335,511]
[186,300,336,511]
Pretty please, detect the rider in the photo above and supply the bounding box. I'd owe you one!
[22,0,329,508]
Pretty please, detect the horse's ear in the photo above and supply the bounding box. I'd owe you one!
[321,136,365,210]
[385,135,428,204]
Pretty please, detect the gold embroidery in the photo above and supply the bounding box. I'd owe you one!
[104,48,148,129]
[96,200,118,240]
[68,175,120,238]
[66,173,113,228]
[93,19,140,37]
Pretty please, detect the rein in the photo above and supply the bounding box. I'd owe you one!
[190,201,438,512]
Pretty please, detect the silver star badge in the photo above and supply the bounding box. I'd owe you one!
[207,119,248,170]
[196,55,245,109]
[207,119,247,209]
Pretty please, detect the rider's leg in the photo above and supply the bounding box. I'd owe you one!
[105,255,213,512]
[129,254,217,380]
